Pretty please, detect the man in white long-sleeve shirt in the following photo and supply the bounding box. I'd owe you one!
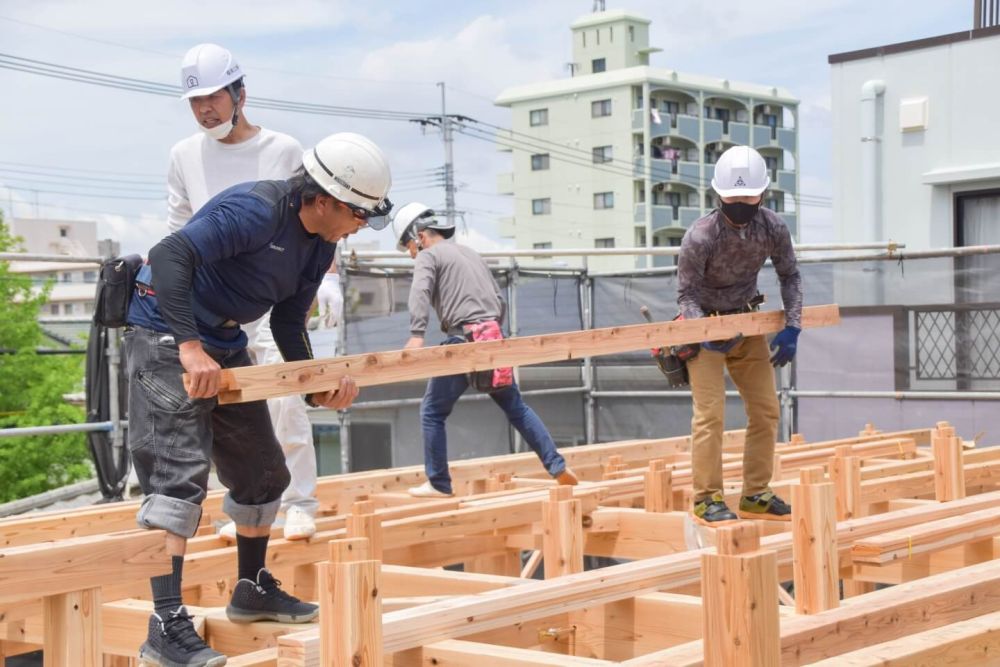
[167,43,319,541]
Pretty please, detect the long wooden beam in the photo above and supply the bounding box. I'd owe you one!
[215,304,840,403]
[850,505,1000,564]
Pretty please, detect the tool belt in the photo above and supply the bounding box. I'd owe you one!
[463,320,513,393]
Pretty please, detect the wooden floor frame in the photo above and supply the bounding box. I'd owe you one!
[4,420,1000,666]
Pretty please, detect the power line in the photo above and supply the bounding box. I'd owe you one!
[0,171,165,191]
[0,53,435,122]
[462,117,833,206]
[1,184,164,201]
[0,14,438,88]
[0,160,163,179]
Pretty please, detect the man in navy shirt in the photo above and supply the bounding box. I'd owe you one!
[125,132,392,667]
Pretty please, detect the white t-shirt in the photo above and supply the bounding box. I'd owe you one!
[166,127,303,232]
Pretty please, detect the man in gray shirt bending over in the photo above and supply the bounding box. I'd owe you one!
[678,145,802,526]
[393,202,578,497]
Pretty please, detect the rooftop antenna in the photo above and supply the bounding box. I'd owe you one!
[593,0,605,11]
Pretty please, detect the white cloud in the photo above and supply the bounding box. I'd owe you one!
[9,0,354,38]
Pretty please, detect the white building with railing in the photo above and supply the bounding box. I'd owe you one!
[494,8,799,271]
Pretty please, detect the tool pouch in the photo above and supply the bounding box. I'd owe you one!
[463,320,514,393]
[92,254,143,328]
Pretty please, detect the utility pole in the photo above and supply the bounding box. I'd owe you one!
[411,84,462,228]
[438,81,456,230]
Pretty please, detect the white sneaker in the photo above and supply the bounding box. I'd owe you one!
[218,520,237,543]
[407,481,454,498]
[283,506,316,541]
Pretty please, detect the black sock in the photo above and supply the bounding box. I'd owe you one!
[236,534,270,582]
[150,555,184,616]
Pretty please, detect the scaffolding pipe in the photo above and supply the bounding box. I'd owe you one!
[0,421,113,438]
[0,252,104,264]
[791,390,1000,401]
[343,242,906,262]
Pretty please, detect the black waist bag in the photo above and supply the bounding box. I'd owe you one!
[92,254,144,328]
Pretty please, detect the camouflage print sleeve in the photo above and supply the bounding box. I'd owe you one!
[770,220,803,329]
[677,229,707,321]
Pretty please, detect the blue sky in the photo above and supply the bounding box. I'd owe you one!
[0,0,971,253]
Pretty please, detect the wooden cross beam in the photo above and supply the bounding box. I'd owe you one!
[212,304,840,404]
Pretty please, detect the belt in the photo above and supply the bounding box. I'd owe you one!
[705,294,765,317]
[135,264,238,329]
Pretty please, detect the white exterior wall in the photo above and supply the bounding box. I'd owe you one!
[507,86,635,273]
[831,33,1000,248]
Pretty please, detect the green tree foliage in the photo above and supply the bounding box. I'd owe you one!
[0,213,91,502]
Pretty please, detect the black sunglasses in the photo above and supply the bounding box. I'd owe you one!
[344,198,393,230]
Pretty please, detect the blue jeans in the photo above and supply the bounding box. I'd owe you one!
[420,337,567,494]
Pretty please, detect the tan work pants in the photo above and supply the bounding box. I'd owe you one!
[686,334,780,501]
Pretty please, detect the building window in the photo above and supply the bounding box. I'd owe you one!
[592,145,613,163]
[59,226,69,238]
[582,31,586,47]
[82,302,93,314]
[49,303,59,315]
[594,192,614,209]
[635,227,646,246]
[609,26,613,42]
[529,108,549,127]
[63,303,74,315]
[531,153,550,171]
[596,29,600,45]
[595,237,615,248]
[591,99,612,117]
[629,25,635,42]
[62,272,72,283]
[533,242,552,250]
[592,58,606,74]
[532,198,551,215]
[83,271,97,282]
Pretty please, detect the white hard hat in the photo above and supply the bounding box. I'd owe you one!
[711,145,770,198]
[180,43,243,99]
[391,202,455,252]
[303,132,393,229]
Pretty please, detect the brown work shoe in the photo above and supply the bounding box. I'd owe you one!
[555,468,579,485]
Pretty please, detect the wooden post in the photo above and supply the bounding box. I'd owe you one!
[830,446,873,597]
[542,486,583,578]
[933,423,966,502]
[320,538,382,667]
[347,500,384,562]
[485,473,513,493]
[644,460,673,513]
[792,467,838,614]
[701,523,779,667]
[43,587,101,667]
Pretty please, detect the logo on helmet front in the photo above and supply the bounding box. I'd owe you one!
[342,165,356,184]
[186,76,199,89]
[734,176,746,187]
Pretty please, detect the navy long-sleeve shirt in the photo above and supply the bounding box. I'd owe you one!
[127,180,335,362]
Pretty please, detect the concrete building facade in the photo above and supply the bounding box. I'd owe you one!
[829,24,1000,249]
[494,9,799,270]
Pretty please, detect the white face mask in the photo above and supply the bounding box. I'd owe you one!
[200,118,234,141]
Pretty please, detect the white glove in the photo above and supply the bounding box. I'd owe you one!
[316,273,343,329]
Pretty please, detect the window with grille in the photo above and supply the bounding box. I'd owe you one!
[593,192,614,209]
[529,108,548,126]
[594,237,615,248]
[592,145,613,163]
[592,58,606,74]
[591,99,612,117]
[532,198,551,215]
[531,154,550,170]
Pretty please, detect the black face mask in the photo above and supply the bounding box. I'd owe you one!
[720,200,761,227]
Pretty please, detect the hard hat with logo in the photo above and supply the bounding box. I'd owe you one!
[303,132,393,229]
[391,202,455,252]
[710,145,770,198]
[180,43,243,99]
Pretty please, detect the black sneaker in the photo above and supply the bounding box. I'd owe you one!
[738,490,792,522]
[226,568,319,624]
[692,491,739,526]
[138,606,227,667]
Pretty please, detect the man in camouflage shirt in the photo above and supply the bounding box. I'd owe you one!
[677,145,802,525]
